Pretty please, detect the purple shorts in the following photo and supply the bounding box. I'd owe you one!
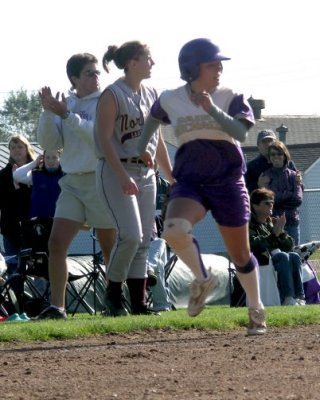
[169,178,250,227]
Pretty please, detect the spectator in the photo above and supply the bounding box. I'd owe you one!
[33,52,116,320]
[147,170,172,311]
[250,188,305,306]
[138,38,266,335]
[245,129,297,193]
[13,150,63,218]
[0,135,36,308]
[94,41,173,316]
[0,135,36,258]
[263,141,303,245]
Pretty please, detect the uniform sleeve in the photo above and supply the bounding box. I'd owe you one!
[150,99,171,124]
[228,94,255,126]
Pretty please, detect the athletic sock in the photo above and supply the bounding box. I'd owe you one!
[236,267,263,309]
[126,278,147,312]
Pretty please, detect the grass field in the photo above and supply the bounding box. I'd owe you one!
[1,304,319,343]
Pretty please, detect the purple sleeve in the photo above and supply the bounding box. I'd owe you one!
[228,94,255,125]
[151,99,171,124]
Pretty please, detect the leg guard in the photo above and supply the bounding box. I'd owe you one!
[162,218,193,250]
[162,218,208,280]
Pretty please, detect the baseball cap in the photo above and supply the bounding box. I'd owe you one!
[257,129,276,144]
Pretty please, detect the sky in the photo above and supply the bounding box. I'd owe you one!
[1,0,320,115]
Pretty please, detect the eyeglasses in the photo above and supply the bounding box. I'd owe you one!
[261,200,274,206]
[269,152,284,157]
[84,69,101,77]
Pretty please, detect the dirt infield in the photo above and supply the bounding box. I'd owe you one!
[0,325,319,400]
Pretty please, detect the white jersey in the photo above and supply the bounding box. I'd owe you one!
[159,85,252,147]
[95,78,159,160]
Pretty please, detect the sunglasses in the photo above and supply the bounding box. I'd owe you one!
[269,152,284,157]
[261,200,274,206]
[84,69,101,77]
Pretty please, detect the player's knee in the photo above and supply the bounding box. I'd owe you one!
[162,218,193,250]
[235,253,257,274]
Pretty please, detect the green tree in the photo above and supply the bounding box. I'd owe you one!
[0,88,42,142]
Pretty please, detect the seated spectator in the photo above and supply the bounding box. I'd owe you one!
[146,170,172,311]
[245,129,298,193]
[249,188,305,306]
[147,237,172,312]
[13,149,63,218]
[261,140,303,245]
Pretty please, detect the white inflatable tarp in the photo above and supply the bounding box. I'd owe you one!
[167,254,231,309]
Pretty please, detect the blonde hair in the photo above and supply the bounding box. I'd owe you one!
[8,135,36,165]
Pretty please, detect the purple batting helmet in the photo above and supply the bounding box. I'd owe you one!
[178,38,230,82]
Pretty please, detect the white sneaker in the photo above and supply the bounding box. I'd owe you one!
[296,298,306,306]
[247,308,267,336]
[187,269,218,317]
[282,296,298,306]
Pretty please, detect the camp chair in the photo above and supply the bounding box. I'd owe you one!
[66,229,107,316]
[294,241,320,304]
[229,256,281,307]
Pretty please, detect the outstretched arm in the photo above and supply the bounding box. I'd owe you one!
[138,114,161,155]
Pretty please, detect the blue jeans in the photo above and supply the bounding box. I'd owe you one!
[272,251,304,302]
[147,238,172,311]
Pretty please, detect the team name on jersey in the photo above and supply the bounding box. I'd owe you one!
[120,114,143,132]
[176,114,219,136]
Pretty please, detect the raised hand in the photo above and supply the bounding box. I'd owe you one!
[39,86,67,116]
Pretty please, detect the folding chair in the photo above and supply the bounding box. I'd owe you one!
[0,267,20,318]
[294,241,320,304]
[228,256,281,307]
[228,260,246,307]
[66,229,107,316]
[1,217,53,316]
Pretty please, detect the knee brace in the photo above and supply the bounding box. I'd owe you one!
[162,218,193,250]
[235,253,257,274]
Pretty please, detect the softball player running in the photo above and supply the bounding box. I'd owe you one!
[94,41,173,316]
[138,38,266,335]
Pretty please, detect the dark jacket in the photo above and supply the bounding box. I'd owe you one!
[0,163,32,247]
[249,213,294,265]
[31,167,63,218]
[263,166,303,225]
[245,154,296,193]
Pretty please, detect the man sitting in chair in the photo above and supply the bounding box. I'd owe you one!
[249,188,305,306]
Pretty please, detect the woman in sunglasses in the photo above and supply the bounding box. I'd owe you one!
[250,188,305,306]
[260,140,303,245]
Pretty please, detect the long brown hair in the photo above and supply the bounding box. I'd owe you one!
[268,140,291,165]
[8,135,36,165]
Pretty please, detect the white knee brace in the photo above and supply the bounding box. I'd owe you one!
[162,218,193,250]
